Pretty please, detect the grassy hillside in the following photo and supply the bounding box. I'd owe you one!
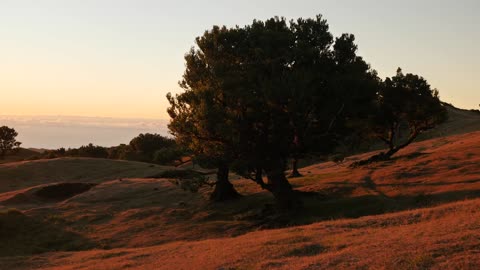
[0,148,39,164]
[0,131,479,269]
[0,158,174,193]
[420,104,480,139]
[4,198,478,270]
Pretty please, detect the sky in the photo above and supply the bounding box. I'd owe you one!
[0,115,168,149]
[1,0,479,148]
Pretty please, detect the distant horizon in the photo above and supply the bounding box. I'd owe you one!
[2,0,480,119]
[0,115,170,149]
[2,0,479,148]
[1,99,476,149]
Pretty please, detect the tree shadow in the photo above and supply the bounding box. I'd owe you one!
[300,188,480,222]
[0,209,95,257]
[392,151,431,161]
[373,178,480,188]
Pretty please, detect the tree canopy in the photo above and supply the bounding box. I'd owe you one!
[167,15,380,208]
[166,13,450,211]
[367,68,447,160]
[0,126,21,159]
[129,133,176,162]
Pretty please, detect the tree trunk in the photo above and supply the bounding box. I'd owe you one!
[210,163,241,202]
[255,167,263,184]
[250,166,274,192]
[385,147,400,158]
[288,158,302,178]
[264,160,302,210]
[384,130,419,158]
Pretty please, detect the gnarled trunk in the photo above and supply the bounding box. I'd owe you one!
[384,130,419,158]
[288,158,302,178]
[264,159,302,210]
[210,163,241,202]
[255,166,263,184]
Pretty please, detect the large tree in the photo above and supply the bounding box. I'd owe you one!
[287,33,380,177]
[166,25,247,201]
[167,15,378,209]
[368,68,447,160]
[0,126,21,159]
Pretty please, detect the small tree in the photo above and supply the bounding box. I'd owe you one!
[153,147,185,165]
[107,144,135,160]
[129,133,175,162]
[76,143,109,158]
[369,68,447,160]
[0,126,21,159]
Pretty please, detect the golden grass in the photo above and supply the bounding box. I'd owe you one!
[0,209,93,257]
[0,157,174,193]
[0,131,479,269]
[3,198,479,269]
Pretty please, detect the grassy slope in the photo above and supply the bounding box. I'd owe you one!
[0,107,478,269]
[0,148,39,164]
[420,104,480,139]
[0,157,174,193]
[0,131,478,269]
[5,198,479,270]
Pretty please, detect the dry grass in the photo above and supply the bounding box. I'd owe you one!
[421,104,480,139]
[0,157,174,193]
[0,209,94,257]
[0,131,479,269]
[2,199,479,269]
[0,148,39,164]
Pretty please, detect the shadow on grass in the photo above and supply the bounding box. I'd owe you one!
[0,209,95,257]
[196,174,480,231]
[328,178,480,188]
[294,188,480,225]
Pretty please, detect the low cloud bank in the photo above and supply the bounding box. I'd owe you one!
[0,115,170,149]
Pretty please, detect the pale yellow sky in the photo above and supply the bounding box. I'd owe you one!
[1,0,479,120]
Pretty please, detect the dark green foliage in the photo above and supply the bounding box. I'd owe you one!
[0,126,21,159]
[153,147,184,165]
[75,143,109,158]
[167,15,378,208]
[37,134,181,164]
[368,68,447,159]
[153,169,216,194]
[41,144,109,159]
[129,133,175,162]
[107,144,135,160]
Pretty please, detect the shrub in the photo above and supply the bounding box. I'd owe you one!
[153,147,184,165]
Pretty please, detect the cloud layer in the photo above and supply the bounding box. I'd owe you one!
[0,115,170,149]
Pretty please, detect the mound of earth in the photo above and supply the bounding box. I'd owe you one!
[0,182,97,206]
[33,183,97,201]
[0,209,94,257]
[0,157,174,193]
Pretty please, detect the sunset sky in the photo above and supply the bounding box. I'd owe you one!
[1,0,479,147]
